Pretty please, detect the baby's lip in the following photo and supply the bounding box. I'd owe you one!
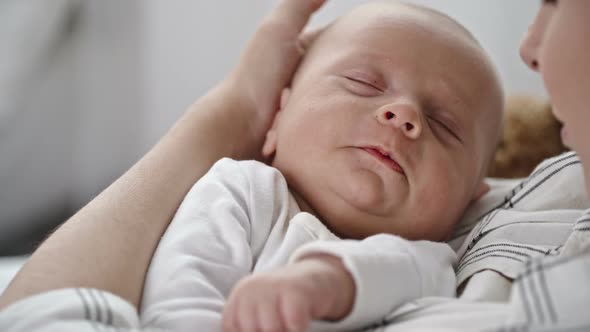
[361,146,406,175]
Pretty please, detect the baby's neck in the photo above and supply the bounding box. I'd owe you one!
[289,186,347,238]
[289,187,317,216]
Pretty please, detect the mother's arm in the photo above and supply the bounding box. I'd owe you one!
[0,0,326,310]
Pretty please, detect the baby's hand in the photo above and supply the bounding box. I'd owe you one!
[222,255,355,332]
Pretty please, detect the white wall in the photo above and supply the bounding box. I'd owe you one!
[71,0,143,207]
[0,0,79,253]
[0,0,143,253]
[140,1,268,147]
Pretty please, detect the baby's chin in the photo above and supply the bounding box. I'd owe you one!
[289,164,415,238]
[309,186,406,239]
[335,168,405,213]
[317,194,455,241]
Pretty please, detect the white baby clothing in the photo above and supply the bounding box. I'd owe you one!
[3,153,589,332]
[139,158,457,331]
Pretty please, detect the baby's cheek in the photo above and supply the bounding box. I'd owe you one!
[410,190,458,241]
[417,164,466,221]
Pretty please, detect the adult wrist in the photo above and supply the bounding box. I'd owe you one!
[185,79,269,161]
[223,73,280,146]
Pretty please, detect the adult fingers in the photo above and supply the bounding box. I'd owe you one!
[297,26,325,54]
[270,0,327,34]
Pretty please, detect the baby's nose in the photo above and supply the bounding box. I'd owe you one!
[375,102,422,140]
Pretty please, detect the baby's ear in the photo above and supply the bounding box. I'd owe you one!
[262,88,291,159]
[470,181,490,202]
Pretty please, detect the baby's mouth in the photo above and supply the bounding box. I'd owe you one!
[361,147,405,175]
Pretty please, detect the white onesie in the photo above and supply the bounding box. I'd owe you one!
[139,158,457,332]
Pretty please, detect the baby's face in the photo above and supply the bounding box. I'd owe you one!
[263,3,503,241]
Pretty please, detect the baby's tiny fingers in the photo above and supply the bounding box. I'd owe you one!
[281,292,312,332]
[256,302,283,332]
[236,303,258,332]
[221,299,239,332]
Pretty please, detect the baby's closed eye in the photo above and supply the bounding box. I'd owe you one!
[338,68,386,96]
[341,75,384,97]
[425,111,463,143]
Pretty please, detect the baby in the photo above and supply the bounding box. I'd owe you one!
[140,2,504,331]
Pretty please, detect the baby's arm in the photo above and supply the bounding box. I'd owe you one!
[140,159,261,331]
[294,234,457,330]
[224,234,456,332]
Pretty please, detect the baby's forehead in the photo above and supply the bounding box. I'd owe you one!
[313,3,488,84]
[311,6,486,92]
[325,2,478,48]
[321,5,500,127]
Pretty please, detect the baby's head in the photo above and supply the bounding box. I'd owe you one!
[262,1,504,241]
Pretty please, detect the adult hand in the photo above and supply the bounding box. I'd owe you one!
[227,0,326,140]
[222,255,355,332]
[0,0,327,311]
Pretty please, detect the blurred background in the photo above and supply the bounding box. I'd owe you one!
[0,0,545,256]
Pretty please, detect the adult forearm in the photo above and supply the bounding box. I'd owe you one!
[0,0,327,311]
[0,82,261,310]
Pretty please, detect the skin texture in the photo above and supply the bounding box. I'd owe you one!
[263,3,504,242]
[520,0,590,192]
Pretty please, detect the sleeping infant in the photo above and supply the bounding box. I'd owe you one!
[140,2,504,331]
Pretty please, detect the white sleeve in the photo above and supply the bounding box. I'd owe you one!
[140,158,263,331]
[290,234,457,331]
[0,288,161,332]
